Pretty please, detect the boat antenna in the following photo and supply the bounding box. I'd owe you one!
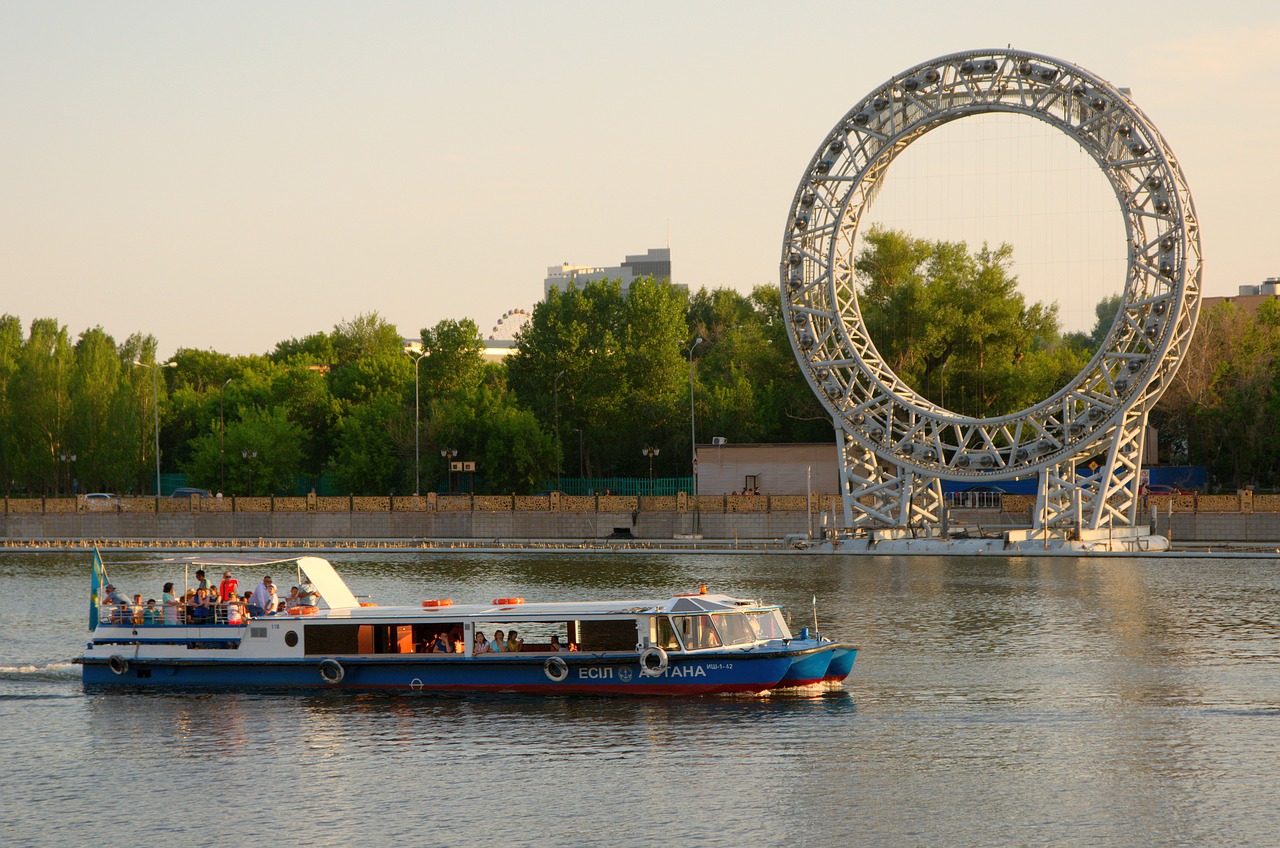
[812,595,819,636]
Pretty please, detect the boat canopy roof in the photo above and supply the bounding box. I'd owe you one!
[297,556,359,609]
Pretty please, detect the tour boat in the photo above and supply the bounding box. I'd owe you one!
[76,553,857,695]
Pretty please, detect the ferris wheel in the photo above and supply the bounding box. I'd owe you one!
[780,49,1201,534]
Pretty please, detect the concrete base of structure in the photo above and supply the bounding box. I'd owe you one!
[815,525,1169,555]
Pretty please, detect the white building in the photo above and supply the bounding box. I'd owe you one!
[544,247,682,298]
[695,443,840,496]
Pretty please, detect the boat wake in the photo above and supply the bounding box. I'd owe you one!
[0,661,79,682]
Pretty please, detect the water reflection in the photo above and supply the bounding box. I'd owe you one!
[3,552,1280,847]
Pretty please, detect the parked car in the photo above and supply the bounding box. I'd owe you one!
[1142,484,1192,496]
[170,487,213,498]
[83,493,124,511]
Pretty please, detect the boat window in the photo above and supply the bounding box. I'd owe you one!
[578,619,639,651]
[657,616,682,650]
[745,610,791,640]
[711,612,754,645]
[672,614,722,650]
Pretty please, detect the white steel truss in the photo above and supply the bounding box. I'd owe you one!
[782,50,1202,532]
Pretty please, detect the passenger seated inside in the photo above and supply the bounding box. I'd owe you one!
[549,635,567,652]
[431,631,451,653]
[474,631,490,653]
[491,630,505,652]
[506,630,524,653]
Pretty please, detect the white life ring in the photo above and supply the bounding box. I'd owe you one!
[543,656,569,682]
[108,655,129,675]
[318,658,345,684]
[639,646,668,677]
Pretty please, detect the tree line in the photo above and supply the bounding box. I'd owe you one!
[2,229,1274,496]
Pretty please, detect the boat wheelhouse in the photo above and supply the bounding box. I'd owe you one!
[77,554,856,695]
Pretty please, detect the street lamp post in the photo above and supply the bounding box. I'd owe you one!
[242,449,257,496]
[59,451,76,497]
[642,446,659,495]
[133,359,177,496]
[405,346,430,495]
[440,447,457,493]
[573,428,584,479]
[554,370,565,493]
[219,377,232,494]
[688,337,702,494]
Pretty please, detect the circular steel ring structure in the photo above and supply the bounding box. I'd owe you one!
[781,49,1201,480]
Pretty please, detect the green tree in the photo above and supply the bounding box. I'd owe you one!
[427,381,555,493]
[0,315,22,494]
[66,327,132,493]
[417,318,486,396]
[12,319,74,493]
[331,311,405,364]
[186,405,305,496]
[855,227,1081,417]
[1153,300,1280,489]
[327,393,409,495]
[508,277,688,477]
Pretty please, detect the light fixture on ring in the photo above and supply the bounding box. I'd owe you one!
[781,49,1201,533]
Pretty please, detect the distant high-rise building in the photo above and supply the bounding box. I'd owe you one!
[544,247,681,299]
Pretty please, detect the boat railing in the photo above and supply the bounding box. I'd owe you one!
[96,601,264,627]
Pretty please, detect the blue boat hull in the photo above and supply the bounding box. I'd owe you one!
[774,642,858,688]
[81,652,798,695]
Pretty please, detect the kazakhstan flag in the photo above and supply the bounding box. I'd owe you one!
[90,548,105,631]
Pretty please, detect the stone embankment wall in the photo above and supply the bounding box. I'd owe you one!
[0,493,837,542]
[3,493,1278,542]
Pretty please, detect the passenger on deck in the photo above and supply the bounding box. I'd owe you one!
[297,577,318,607]
[104,584,127,606]
[162,583,180,625]
[284,586,300,611]
[218,571,238,603]
[131,594,145,625]
[183,589,197,623]
[195,570,213,593]
[192,588,213,624]
[506,630,524,653]
[491,630,505,652]
[474,631,490,653]
[142,599,160,625]
[248,576,276,617]
[225,596,244,625]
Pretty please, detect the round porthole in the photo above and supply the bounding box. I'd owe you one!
[285,630,299,648]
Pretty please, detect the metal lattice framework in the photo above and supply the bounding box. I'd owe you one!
[780,49,1201,535]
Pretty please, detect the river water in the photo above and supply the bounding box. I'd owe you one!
[1,551,1277,847]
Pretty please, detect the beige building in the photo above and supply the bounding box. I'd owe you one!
[696,443,839,496]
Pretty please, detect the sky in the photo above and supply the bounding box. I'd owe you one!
[3,1,1278,358]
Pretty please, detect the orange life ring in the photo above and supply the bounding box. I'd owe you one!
[492,597,524,606]
[288,605,319,616]
[422,599,453,608]
[359,602,377,607]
